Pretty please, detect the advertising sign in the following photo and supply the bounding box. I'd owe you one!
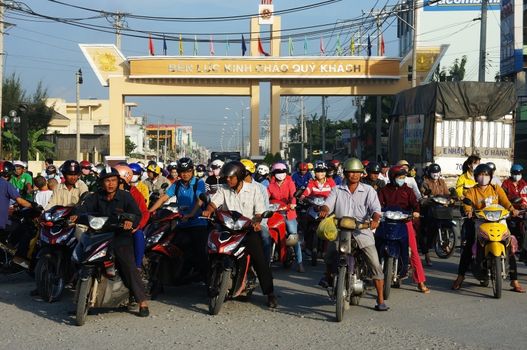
[424,0,500,11]
[403,115,424,156]
[500,0,523,76]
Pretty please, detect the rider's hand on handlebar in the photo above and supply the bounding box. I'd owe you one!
[252,221,261,232]
[123,220,133,231]
[318,206,329,218]
[370,220,380,230]
[290,204,296,210]
[69,215,78,223]
[412,212,420,219]
[512,209,520,217]
[201,210,212,218]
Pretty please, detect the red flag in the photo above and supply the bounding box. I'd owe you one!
[258,37,270,56]
[380,34,385,56]
[149,34,155,56]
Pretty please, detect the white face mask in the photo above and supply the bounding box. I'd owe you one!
[430,173,440,180]
[512,174,522,182]
[131,175,139,183]
[213,168,221,177]
[275,173,286,181]
[395,178,405,187]
[477,175,491,186]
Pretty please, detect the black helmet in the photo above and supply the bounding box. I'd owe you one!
[98,166,121,181]
[474,163,493,178]
[366,162,381,174]
[486,162,496,172]
[220,161,246,183]
[428,163,441,174]
[60,160,81,175]
[196,164,207,172]
[379,160,389,168]
[0,160,15,178]
[177,157,194,172]
[314,161,328,173]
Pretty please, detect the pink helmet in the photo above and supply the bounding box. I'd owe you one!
[271,162,287,173]
[114,164,133,184]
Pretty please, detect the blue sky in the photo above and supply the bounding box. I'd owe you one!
[4,0,399,149]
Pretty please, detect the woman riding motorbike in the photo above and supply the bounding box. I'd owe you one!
[502,164,527,262]
[456,155,481,199]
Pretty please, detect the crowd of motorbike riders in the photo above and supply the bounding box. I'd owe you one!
[0,153,525,319]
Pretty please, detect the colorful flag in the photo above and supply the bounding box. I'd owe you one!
[380,34,385,56]
[210,35,215,56]
[179,34,184,55]
[367,35,372,57]
[350,35,355,55]
[162,35,167,55]
[193,35,198,56]
[319,36,325,55]
[258,37,270,56]
[303,36,308,55]
[241,34,247,56]
[148,34,155,56]
[336,34,342,56]
[288,36,294,56]
[226,37,230,55]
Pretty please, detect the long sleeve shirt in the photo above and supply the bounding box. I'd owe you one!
[130,186,150,230]
[378,183,420,213]
[456,172,477,198]
[268,176,297,220]
[302,178,336,198]
[463,184,513,214]
[501,178,527,208]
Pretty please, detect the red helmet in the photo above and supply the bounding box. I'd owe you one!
[361,160,370,167]
[388,165,407,184]
[330,159,341,168]
[298,162,308,171]
[80,160,91,168]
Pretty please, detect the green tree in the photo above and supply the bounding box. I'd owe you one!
[432,55,467,82]
[125,136,137,156]
[1,128,54,160]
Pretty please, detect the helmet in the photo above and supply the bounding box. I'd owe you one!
[129,163,143,175]
[80,160,91,168]
[511,164,524,175]
[361,160,370,168]
[314,161,328,172]
[0,161,15,177]
[13,160,25,168]
[177,157,194,172]
[60,160,81,175]
[486,162,496,172]
[46,165,58,174]
[271,162,287,173]
[220,161,246,182]
[389,165,407,183]
[326,160,337,171]
[307,163,314,171]
[146,163,161,175]
[298,162,308,171]
[396,159,410,168]
[196,164,207,173]
[286,233,299,247]
[380,160,389,168]
[474,163,493,178]
[210,159,224,170]
[98,166,121,181]
[342,158,364,172]
[428,163,441,174]
[240,159,256,174]
[114,164,133,184]
[365,162,381,174]
[256,164,270,176]
[330,159,341,168]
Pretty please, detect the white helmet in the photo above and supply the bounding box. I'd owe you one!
[210,159,224,170]
[256,164,270,176]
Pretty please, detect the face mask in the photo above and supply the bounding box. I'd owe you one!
[310,171,315,177]
[213,168,221,176]
[395,178,405,187]
[512,174,522,182]
[275,173,286,181]
[477,175,491,186]
[131,175,139,183]
[81,169,90,176]
[431,173,440,180]
[197,171,204,178]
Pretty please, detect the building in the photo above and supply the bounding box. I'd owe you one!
[144,124,193,161]
[398,0,501,82]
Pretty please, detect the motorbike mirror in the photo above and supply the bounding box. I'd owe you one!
[161,183,169,190]
[294,187,305,198]
[462,198,474,206]
[512,197,522,205]
[261,210,273,219]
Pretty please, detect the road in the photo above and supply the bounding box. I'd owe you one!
[0,253,526,350]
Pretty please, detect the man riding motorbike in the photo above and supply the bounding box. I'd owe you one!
[361,162,385,191]
[291,162,312,189]
[327,160,343,186]
[80,160,98,192]
[502,164,527,262]
[254,164,270,188]
[205,159,225,195]
[45,160,89,210]
[318,158,388,311]
[202,161,278,308]
[145,163,171,197]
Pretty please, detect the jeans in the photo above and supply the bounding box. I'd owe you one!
[260,220,272,263]
[133,230,145,268]
[285,217,302,264]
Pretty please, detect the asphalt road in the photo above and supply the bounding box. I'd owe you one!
[0,252,526,350]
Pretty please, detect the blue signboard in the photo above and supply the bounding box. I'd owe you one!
[424,0,500,11]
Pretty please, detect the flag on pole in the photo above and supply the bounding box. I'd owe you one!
[179,34,184,55]
[209,35,215,56]
[288,36,294,56]
[241,34,247,56]
[303,36,308,55]
[226,37,230,55]
[162,35,167,55]
[258,37,270,56]
[336,34,342,56]
[193,35,198,56]
[367,35,372,57]
[380,34,385,56]
[148,34,155,56]
[350,35,355,55]
[319,36,325,55]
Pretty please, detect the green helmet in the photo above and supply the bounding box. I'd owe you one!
[342,158,364,172]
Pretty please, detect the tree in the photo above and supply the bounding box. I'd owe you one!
[125,136,137,156]
[432,55,467,82]
[1,128,54,160]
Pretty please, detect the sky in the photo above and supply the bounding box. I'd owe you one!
[3,0,401,149]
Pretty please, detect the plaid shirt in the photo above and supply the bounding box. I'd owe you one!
[211,182,266,219]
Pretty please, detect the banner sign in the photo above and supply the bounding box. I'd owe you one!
[424,0,500,11]
[403,115,424,156]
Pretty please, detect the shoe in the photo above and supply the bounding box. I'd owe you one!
[12,256,29,269]
[267,294,278,308]
[297,263,305,273]
[374,303,389,311]
[138,306,150,317]
[318,276,329,289]
[451,276,464,290]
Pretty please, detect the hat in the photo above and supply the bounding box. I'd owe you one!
[13,160,25,168]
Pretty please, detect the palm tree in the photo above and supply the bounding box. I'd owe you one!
[1,128,54,160]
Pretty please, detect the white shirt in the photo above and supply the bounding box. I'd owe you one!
[34,190,53,208]
[211,182,266,219]
[405,176,422,200]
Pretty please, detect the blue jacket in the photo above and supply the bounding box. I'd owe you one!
[291,171,313,189]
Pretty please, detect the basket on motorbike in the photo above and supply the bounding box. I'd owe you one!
[430,206,453,220]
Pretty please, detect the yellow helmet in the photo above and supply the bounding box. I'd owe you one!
[396,160,410,167]
[146,163,161,175]
[240,159,256,174]
[307,162,314,170]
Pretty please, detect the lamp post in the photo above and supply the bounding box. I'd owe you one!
[76,69,83,160]
[226,106,250,157]
[1,109,22,159]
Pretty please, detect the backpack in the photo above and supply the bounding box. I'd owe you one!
[173,178,200,201]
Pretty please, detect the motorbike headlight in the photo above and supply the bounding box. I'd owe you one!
[223,242,239,253]
[222,216,235,230]
[146,232,163,246]
[52,208,68,222]
[483,210,501,222]
[43,212,53,222]
[432,197,449,205]
[385,211,406,220]
[313,197,325,206]
[88,216,109,230]
[268,203,279,211]
[88,247,108,262]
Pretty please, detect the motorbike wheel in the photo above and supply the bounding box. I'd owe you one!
[283,248,294,269]
[75,277,94,326]
[335,266,347,322]
[491,256,502,299]
[311,232,318,266]
[434,228,456,259]
[35,255,64,303]
[209,269,230,315]
[383,257,394,301]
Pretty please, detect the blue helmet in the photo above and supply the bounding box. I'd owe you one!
[511,164,524,174]
[129,163,143,175]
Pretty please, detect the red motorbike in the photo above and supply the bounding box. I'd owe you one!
[35,205,76,302]
[267,200,297,267]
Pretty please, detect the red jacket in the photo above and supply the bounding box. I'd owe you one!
[378,183,420,212]
[130,186,150,229]
[268,176,297,220]
[302,177,336,198]
[502,178,527,208]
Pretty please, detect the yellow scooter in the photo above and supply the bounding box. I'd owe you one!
[463,199,511,299]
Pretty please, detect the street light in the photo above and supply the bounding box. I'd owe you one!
[225,106,250,156]
[76,68,83,160]
[1,109,22,159]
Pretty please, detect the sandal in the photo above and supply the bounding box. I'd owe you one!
[510,283,526,293]
[374,303,390,311]
[417,285,431,294]
[451,276,464,290]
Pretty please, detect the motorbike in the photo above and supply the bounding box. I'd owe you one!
[148,182,169,210]
[331,217,370,322]
[375,209,412,300]
[34,205,76,302]
[72,213,136,326]
[267,200,296,267]
[300,196,326,266]
[206,209,273,315]
[427,195,457,259]
[463,198,512,299]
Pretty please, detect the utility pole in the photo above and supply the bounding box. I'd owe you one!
[478,0,488,82]
[375,12,382,161]
[300,97,305,162]
[0,4,4,159]
[112,12,127,50]
[321,96,327,160]
[75,69,83,160]
[285,97,289,163]
[156,122,160,161]
[356,97,362,159]
[411,0,420,87]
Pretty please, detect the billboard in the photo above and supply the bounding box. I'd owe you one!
[500,0,524,76]
[424,0,500,11]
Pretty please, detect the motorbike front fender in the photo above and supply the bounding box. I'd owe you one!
[79,266,96,280]
[485,241,505,257]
